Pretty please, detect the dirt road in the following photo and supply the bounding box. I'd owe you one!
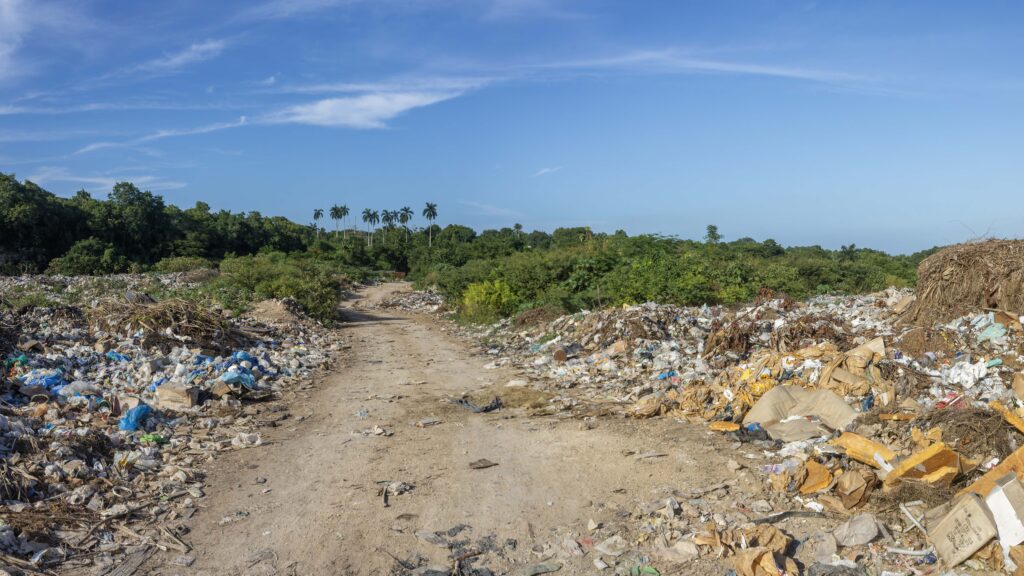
[148,284,748,575]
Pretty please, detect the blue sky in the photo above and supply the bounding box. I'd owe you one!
[1,1,1022,253]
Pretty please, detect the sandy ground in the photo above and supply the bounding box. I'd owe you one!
[140,283,779,576]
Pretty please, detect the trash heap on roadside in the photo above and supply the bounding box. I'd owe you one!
[376,289,446,313]
[396,241,1024,574]
[0,275,341,573]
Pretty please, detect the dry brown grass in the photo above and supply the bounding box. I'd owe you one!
[89,298,242,349]
[904,239,1024,325]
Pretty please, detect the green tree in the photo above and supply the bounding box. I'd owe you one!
[47,238,129,275]
[400,206,413,241]
[312,208,324,239]
[423,202,438,247]
[101,182,173,263]
[705,224,722,245]
[361,208,373,246]
[381,210,395,246]
[329,205,344,238]
[339,204,350,238]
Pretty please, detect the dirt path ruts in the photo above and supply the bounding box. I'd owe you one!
[145,283,744,575]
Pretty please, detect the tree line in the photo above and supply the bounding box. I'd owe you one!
[312,203,438,247]
[1,173,938,320]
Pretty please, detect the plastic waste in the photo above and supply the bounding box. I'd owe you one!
[17,369,66,394]
[58,380,103,398]
[118,404,154,432]
[218,369,256,389]
[977,322,1008,345]
[139,433,167,444]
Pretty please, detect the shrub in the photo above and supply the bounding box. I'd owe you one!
[153,256,212,273]
[208,252,341,321]
[46,238,128,276]
[461,279,517,322]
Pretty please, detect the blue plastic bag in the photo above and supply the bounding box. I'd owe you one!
[147,377,168,392]
[233,351,255,363]
[860,393,875,412]
[119,404,153,431]
[17,369,66,394]
[106,351,130,362]
[219,370,256,389]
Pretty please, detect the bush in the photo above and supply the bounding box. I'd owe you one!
[461,279,517,323]
[46,238,128,276]
[208,252,342,321]
[153,256,212,273]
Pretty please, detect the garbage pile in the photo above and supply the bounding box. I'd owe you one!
[0,272,214,310]
[389,242,1024,573]
[376,289,446,313]
[904,239,1024,325]
[0,278,340,572]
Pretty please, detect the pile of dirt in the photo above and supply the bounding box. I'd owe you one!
[905,240,1024,325]
[512,305,563,328]
[246,298,303,326]
[896,326,961,358]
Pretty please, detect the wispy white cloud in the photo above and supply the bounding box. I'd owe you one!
[0,0,27,80]
[266,92,458,128]
[260,74,278,86]
[532,166,561,177]
[242,0,580,22]
[28,166,186,192]
[74,89,460,153]
[150,40,224,72]
[483,0,585,21]
[0,128,111,143]
[0,0,98,80]
[273,75,495,95]
[524,49,866,86]
[136,116,248,142]
[129,39,228,76]
[241,0,354,20]
[458,200,523,218]
[77,116,248,154]
[0,101,237,115]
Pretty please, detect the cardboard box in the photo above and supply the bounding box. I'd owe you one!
[929,493,997,567]
[156,384,199,410]
[986,473,1024,548]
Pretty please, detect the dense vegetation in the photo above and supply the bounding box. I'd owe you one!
[1,173,938,321]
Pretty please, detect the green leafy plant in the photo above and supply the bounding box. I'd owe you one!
[461,279,517,323]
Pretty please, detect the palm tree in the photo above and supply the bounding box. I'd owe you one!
[422,202,438,247]
[400,206,413,241]
[513,223,523,239]
[339,204,350,238]
[362,208,373,246]
[370,210,380,247]
[329,205,343,238]
[313,208,324,239]
[388,210,401,245]
[381,210,395,245]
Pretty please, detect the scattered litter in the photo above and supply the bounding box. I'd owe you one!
[451,396,502,413]
[0,274,341,569]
